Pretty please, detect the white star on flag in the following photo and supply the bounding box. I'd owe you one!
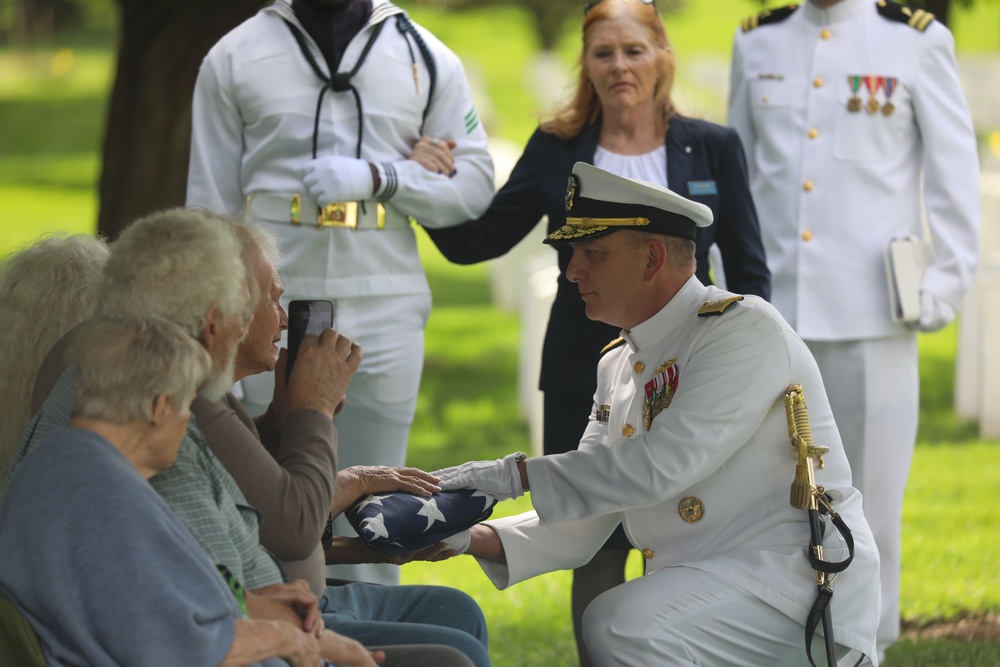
[361,513,389,540]
[416,497,447,531]
[471,489,498,512]
[355,494,390,511]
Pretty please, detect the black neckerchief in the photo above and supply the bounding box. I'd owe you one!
[291,0,372,73]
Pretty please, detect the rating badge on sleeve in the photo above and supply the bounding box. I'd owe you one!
[643,358,679,430]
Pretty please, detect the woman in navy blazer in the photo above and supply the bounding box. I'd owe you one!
[424,2,769,663]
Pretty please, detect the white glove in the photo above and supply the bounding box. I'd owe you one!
[300,156,374,207]
[915,290,957,332]
[441,529,471,554]
[432,452,525,501]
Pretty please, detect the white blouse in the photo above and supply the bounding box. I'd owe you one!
[593,144,668,188]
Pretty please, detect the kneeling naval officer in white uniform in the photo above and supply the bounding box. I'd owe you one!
[434,163,881,666]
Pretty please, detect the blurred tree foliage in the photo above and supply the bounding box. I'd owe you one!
[2,0,114,42]
[410,0,684,51]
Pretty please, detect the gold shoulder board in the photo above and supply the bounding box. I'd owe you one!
[698,295,745,317]
[601,337,625,354]
[876,1,935,31]
[741,4,799,32]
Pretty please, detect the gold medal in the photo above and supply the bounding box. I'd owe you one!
[863,75,883,114]
[882,77,898,118]
[846,75,863,113]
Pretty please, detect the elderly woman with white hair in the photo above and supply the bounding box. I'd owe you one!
[192,223,491,667]
[0,234,109,498]
[0,316,373,666]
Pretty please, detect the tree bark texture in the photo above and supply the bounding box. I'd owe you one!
[918,0,952,26]
[97,0,265,239]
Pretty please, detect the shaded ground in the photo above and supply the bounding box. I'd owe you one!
[903,615,1000,642]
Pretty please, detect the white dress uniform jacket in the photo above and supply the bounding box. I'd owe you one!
[727,0,979,340]
[186,0,494,299]
[478,277,880,659]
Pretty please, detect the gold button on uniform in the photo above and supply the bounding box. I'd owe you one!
[808,128,819,139]
[802,230,813,242]
[820,29,831,39]
[634,361,645,374]
[641,548,655,560]
[761,95,770,104]
[803,180,814,192]
[813,77,823,88]
[678,496,705,523]
[622,424,635,437]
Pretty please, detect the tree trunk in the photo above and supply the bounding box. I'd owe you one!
[97,0,264,239]
[919,0,952,27]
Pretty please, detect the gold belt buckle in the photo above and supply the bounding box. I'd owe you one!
[318,202,358,229]
[319,202,387,230]
[287,195,386,230]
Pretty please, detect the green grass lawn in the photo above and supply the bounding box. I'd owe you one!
[1,3,999,664]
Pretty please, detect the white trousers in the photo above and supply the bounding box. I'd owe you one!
[242,294,431,586]
[806,334,919,655]
[582,567,859,666]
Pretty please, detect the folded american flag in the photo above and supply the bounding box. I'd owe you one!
[345,489,499,555]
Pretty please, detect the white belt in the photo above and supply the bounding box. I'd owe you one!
[247,192,386,230]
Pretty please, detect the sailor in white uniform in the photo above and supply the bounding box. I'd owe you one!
[727,1,979,653]
[186,0,494,585]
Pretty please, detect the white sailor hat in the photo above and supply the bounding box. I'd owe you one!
[544,162,714,245]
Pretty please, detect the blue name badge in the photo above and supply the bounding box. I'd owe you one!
[687,180,718,196]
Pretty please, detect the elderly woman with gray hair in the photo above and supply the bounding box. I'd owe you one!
[192,223,492,667]
[0,316,372,666]
[0,234,109,498]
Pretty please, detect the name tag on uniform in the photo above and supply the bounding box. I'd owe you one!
[687,180,718,196]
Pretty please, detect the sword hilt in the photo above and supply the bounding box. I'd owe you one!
[785,385,820,510]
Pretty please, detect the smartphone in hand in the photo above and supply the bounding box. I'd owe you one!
[286,300,334,380]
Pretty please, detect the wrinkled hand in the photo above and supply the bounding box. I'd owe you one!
[332,465,440,518]
[326,536,463,565]
[409,136,456,176]
[286,329,362,420]
[915,290,957,332]
[301,156,374,206]
[319,628,383,667]
[432,452,524,501]
[252,580,323,638]
[279,623,324,667]
[354,465,441,497]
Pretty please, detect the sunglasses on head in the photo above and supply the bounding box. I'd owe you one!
[584,0,656,14]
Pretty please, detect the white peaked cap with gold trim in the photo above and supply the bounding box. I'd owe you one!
[545,162,714,244]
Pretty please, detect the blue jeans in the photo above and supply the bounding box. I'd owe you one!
[320,583,490,667]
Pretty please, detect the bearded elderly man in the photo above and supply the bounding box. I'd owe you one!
[189,224,490,667]
[434,163,881,666]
